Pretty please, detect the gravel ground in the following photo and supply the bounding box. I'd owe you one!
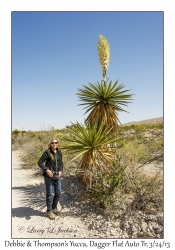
[12,150,97,238]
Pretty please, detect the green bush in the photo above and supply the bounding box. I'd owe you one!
[87,158,126,206]
[124,167,163,212]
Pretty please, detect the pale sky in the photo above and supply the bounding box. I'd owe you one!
[12,11,163,131]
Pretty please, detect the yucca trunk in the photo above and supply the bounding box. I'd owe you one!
[77,148,115,188]
[85,102,121,129]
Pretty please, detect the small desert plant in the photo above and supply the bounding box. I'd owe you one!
[87,157,127,206]
[124,166,163,212]
[12,129,20,137]
[18,136,48,168]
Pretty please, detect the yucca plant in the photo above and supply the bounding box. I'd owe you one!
[77,80,133,128]
[60,120,122,187]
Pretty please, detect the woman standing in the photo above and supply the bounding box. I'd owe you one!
[38,138,63,220]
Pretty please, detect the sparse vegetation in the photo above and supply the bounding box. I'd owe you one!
[12,121,163,213]
[12,119,163,238]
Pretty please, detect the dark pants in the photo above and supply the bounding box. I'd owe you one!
[44,176,61,212]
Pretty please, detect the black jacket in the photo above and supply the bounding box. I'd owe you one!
[38,148,63,177]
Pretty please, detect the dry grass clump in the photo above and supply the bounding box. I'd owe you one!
[124,167,163,213]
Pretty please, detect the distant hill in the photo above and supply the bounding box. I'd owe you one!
[121,117,163,126]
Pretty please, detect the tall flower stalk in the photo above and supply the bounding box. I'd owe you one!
[98,35,110,81]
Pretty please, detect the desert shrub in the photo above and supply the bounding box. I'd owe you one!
[12,129,20,136]
[115,128,163,167]
[134,124,147,137]
[84,152,163,212]
[12,132,30,150]
[124,166,163,212]
[86,158,127,206]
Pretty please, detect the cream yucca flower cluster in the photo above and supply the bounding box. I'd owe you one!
[98,35,110,80]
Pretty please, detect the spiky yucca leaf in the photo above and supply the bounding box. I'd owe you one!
[77,80,133,128]
[98,34,110,80]
[60,121,120,162]
[60,121,122,186]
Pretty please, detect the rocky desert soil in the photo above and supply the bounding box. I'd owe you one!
[12,150,94,239]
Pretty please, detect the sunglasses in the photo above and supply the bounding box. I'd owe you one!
[51,142,58,144]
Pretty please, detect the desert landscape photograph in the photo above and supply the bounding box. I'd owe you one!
[12,11,163,240]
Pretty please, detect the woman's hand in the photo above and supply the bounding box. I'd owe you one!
[58,171,62,177]
[46,169,53,178]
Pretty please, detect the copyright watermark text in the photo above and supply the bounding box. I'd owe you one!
[17,225,77,235]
